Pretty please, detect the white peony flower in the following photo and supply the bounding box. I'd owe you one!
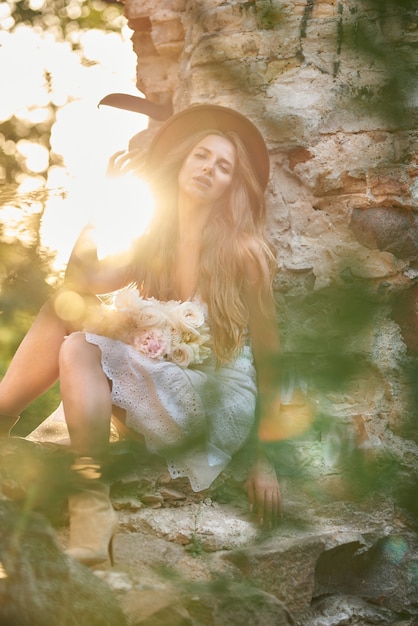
[136,299,171,329]
[169,343,195,368]
[113,288,141,311]
[169,301,206,331]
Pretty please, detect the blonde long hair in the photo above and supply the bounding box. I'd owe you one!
[134,129,275,363]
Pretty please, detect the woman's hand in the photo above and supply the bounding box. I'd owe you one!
[245,450,282,528]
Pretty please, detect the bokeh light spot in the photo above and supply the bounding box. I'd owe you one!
[54,290,86,322]
[258,391,314,442]
[17,140,49,173]
[382,536,408,565]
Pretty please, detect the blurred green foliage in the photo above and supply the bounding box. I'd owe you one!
[0,187,62,433]
[0,1,124,430]
[260,279,418,524]
[1,0,124,186]
[343,0,418,124]
[0,114,61,185]
[8,0,123,39]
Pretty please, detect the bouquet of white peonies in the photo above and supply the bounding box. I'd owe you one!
[84,289,212,368]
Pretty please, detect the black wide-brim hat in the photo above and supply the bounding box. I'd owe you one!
[145,104,270,190]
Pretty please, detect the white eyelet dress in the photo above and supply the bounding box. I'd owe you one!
[28,332,257,492]
[84,332,257,491]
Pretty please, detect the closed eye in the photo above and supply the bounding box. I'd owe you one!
[218,162,232,174]
[193,148,233,174]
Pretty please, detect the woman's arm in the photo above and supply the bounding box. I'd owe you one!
[243,249,281,424]
[243,251,283,527]
[64,225,138,295]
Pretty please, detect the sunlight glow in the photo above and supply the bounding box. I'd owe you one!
[1,18,150,271]
[0,205,33,244]
[28,0,46,9]
[17,140,50,173]
[16,106,52,124]
[0,27,53,121]
[17,176,46,195]
[0,3,14,34]
[89,175,155,259]
[40,172,155,269]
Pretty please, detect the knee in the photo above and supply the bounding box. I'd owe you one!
[59,332,93,370]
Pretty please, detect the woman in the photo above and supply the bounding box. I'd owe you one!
[0,105,282,565]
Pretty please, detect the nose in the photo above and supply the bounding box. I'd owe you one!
[202,161,214,174]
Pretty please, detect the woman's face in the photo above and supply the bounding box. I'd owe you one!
[177,134,236,206]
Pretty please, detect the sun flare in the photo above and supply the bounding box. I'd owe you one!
[1,17,150,273]
[40,171,155,269]
[89,174,155,260]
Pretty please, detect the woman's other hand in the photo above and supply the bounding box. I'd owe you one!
[246,450,282,529]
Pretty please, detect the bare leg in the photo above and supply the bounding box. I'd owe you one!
[0,290,99,418]
[59,332,118,566]
[0,298,69,417]
[59,332,111,457]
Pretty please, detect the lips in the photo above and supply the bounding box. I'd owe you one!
[193,175,211,188]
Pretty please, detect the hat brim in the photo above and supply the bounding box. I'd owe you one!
[145,104,269,190]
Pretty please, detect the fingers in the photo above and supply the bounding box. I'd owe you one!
[246,478,256,514]
[264,486,282,528]
[258,484,282,529]
[245,453,283,529]
[246,477,282,529]
[256,484,267,527]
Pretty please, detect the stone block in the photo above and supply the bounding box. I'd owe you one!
[313,533,418,614]
[0,501,128,626]
[313,171,367,196]
[286,147,314,170]
[265,57,301,81]
[125,0,186,20]
[226,535,325,618]
[183,2,258,34]
[350,206,418,260]
[312,1,339,19]
[151,17,184,48]
[189,33,264,66]
[152,41,184,59]
[131,30,157,57]
[368,170,410,201]
[137,57,180,96]
[132,501,258,551]
[122,584,296,626]
[335,245,405,280]
[127,17,152,32]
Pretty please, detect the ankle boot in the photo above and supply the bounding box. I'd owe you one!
[65,457,118,567]
[0,413,20,437]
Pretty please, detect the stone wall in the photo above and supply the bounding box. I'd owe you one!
[122,0,418,452]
